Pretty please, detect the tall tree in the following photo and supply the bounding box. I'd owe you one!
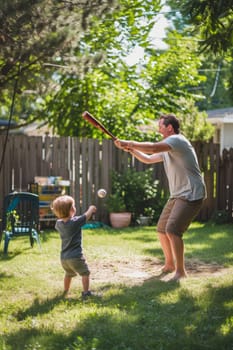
[166,0,233,53]
[0,0,161,125]
[44,31,214,141]
[0,0,215,141]
[165,0,233,110]
[0,0,99,91]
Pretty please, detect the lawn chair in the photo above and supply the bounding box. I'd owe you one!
[2,192,41,254]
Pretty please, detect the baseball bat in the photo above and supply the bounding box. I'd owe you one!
[82,111,117,140]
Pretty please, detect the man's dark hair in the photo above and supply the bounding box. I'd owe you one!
[159,114,180,134]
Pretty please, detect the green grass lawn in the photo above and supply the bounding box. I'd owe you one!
[0,222,232,350]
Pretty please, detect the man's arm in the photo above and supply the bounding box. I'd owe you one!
[114,139,171,153]
[129,149,163,164]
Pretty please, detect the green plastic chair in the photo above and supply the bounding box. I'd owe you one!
[2,192,41,253]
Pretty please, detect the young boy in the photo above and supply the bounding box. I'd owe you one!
[51,195,96,299]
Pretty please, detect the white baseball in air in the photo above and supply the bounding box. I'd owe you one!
[97,188,107,198]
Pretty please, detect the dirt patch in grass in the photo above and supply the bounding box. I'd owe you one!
[185,259,226,276]
[90,257,227,285]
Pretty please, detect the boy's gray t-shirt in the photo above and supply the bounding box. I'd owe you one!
[55,214,86,259]
[162,134,206,201]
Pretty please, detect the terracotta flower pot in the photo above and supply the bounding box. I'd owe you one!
[109,212,132,228]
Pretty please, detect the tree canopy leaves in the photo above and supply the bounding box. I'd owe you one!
[0,0,216,141]
[165,1,233,110]
[166,0,233,53]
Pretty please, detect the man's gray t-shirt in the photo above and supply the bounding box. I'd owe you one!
[55,214,86,259]
[162,134,206,201]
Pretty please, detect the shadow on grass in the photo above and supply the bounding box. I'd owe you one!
[0,244,43,260]
[143,223,233,267]
[0,230,56,258]
[3,278,233,350]
[1,223,233,350]
[0,271,14,282]
[0,250,22,260]
[14,293,67,320]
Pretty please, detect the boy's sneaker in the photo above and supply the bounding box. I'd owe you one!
[81,290,93,300]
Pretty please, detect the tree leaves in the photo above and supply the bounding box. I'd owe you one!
[0,0,216,141]
[166,0,233,53]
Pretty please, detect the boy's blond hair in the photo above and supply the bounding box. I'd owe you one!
[51,195,74,219]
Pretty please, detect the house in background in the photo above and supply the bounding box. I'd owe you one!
[0,119,17,132]
[0,119,54,136]
[207,107,233,153]
[12,121,54,136]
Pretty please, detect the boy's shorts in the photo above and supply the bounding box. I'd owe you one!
[61,256,90,277]
[157,198,204,237]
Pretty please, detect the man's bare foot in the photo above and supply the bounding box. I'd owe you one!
[170,271,187,281]
[161,265,175,274]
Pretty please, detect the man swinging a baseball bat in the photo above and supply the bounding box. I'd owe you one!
[114,114,206,281]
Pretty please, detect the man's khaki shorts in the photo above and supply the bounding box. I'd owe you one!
[157,198,204,237]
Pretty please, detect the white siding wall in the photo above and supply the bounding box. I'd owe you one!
[222,123,233,151]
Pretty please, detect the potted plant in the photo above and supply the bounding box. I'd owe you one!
[106,192,132,228]
[106,168,167,227]
[106,192,126,213]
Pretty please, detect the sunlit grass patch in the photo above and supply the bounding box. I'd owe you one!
[0,222,232,350]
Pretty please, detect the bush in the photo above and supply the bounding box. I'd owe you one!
[106,192,126,213]
[108,168,168,224]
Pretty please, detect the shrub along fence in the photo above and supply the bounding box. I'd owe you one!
[0,135,232,228]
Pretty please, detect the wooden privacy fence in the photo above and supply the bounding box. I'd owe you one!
[0,135,232,227]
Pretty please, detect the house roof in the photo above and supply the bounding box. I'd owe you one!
[0,119,17,127]
[12,122,55,136]
[207,107,233,124]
